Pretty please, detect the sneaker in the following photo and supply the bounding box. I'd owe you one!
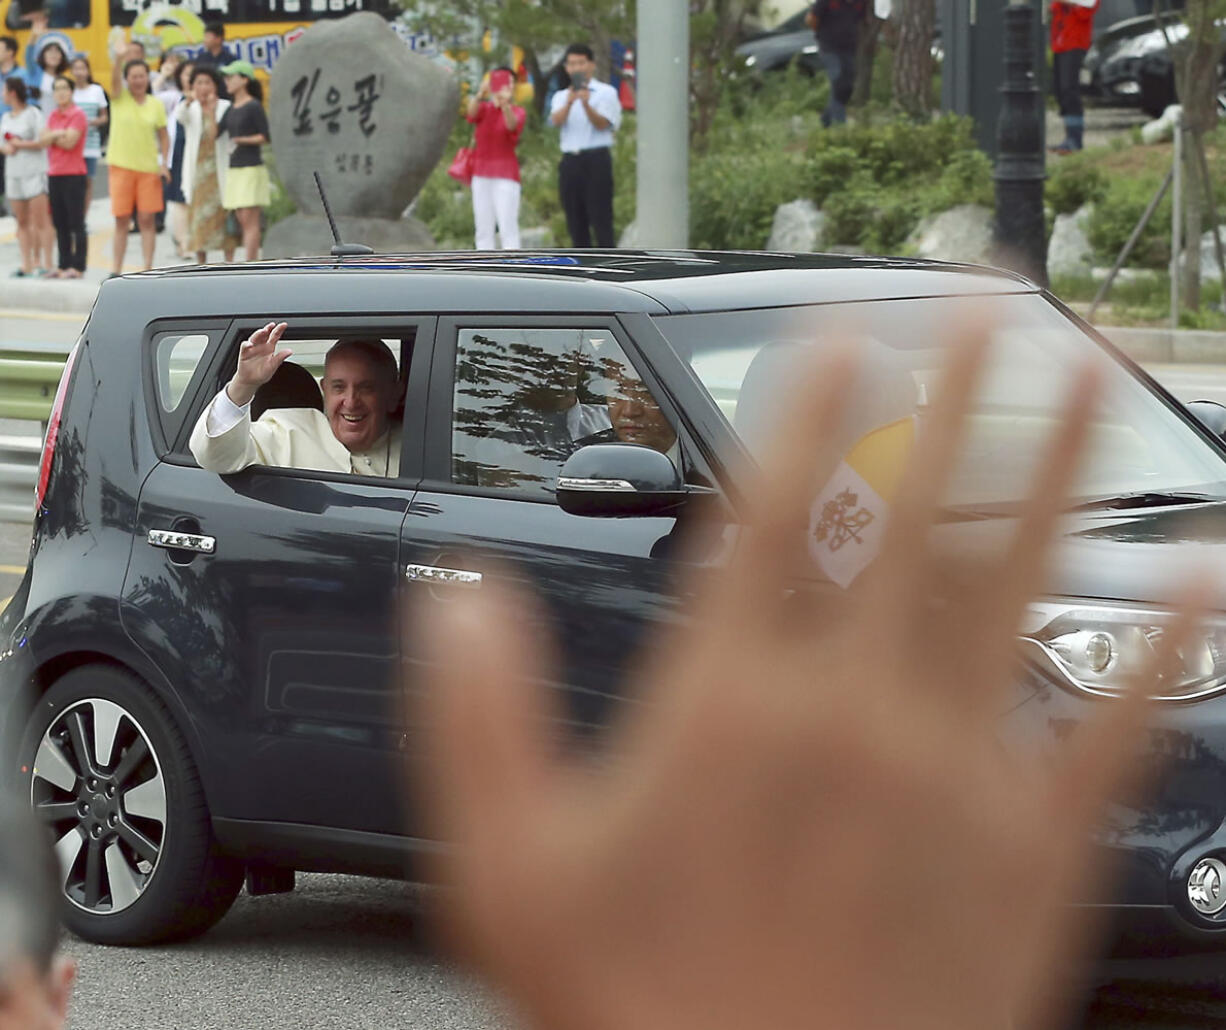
[9,268,26,278]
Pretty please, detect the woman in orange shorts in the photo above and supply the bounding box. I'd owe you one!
[106,33,170,276]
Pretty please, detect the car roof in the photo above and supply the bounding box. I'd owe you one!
[112,250,1039,319]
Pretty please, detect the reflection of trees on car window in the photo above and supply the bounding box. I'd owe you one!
[453,330,616,493]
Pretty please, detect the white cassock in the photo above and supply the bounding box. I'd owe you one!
[189,389,401,477]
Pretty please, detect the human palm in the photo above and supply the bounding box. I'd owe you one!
[415,321,1207,1030]
[228,322,291,406]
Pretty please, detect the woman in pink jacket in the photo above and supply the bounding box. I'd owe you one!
[465,67,527,250]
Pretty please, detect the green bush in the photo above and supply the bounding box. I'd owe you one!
[1046,153,1108,215]
[1087,175,1170,270]
[412,71,991,255]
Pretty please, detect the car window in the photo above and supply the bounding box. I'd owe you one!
[247,336,404,458]
[180,329,416,479]
[156,332,212,414]
[654,293,1226,509]
[451,327,679,499]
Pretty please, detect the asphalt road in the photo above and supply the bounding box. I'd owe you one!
[5,310,1226,1028]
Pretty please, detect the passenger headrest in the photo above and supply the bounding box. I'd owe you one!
[252,362,325,421]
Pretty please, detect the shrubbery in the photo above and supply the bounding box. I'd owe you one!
[412,68,998,254]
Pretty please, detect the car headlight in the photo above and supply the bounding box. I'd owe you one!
[1021,601,1226,703]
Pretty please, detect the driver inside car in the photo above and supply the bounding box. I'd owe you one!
[190,321,402,477]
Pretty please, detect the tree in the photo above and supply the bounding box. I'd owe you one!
[890,0,935,120]
[1169,0,1226,311]
[404,0,633,104]
[851,13,885,108]
[689,0,768,144]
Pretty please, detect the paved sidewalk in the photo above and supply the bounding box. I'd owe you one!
[0,196,191,313]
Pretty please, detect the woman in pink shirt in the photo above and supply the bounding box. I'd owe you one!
[40,76,88,278]
[465,67,526,250]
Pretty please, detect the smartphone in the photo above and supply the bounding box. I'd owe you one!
[571,71,588,91]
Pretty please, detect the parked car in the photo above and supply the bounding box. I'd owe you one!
[1079,6,1224,114]
[1135,38,1226,117]
[7,251,1226,947]
[735,8,820,75]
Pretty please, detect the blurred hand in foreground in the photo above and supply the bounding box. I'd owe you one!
[415,322,1204,1030]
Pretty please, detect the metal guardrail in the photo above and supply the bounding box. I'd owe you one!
[0,344,67,524]
[0,348,68,423]
[0,434,41,524]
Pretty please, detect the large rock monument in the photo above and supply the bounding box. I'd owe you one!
[265,12,459,257]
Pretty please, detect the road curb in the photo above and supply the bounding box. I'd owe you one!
[1099,327,1226,365]
[0,278,98,315]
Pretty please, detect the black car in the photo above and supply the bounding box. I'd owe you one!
[735,9,821,75]
[7,250,1226,947]
[1080,6,1221,115]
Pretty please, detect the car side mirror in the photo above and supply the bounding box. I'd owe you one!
[556,443,689,517]
[1186,399,1226,442]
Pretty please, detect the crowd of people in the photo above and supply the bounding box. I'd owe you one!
[0,15,270,279]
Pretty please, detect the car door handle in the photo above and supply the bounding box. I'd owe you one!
[147,529,216,554]
[405,564,482,588]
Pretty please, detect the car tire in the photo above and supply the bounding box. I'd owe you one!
[17,664,244,945]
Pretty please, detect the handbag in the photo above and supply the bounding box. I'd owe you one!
[447,145,476,186]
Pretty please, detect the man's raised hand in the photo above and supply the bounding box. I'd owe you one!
[225,322,291,408]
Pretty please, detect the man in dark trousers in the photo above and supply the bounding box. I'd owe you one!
[807,0,868,127]
[549,43,622,248]
[1050,0,1099,153]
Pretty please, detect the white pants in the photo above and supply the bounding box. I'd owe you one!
[472,176,522,250]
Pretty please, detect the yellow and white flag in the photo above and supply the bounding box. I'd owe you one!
[808,415,916,588]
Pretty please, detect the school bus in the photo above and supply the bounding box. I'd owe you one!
[0,0,397,90]
[1,0,536,102]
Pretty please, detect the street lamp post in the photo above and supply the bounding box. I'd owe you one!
[635,0,689,249]
[993,0,1048,287]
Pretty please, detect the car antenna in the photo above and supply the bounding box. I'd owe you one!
[315,171,374,257]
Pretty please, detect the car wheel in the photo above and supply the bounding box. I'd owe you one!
[17,664,244,945]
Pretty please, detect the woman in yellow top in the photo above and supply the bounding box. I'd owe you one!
[107,33,170,276]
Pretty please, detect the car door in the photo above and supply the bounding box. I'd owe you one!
[398,317,732,831]
[121,316,433,839]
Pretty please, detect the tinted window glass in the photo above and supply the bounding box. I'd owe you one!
[654,294,1226,509]
[156,332,211,413]
[451,328,678,498]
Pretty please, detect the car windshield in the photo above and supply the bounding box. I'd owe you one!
[653,293,1226,509]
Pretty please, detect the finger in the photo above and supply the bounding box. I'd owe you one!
[979,362,1102,670]
[876,320,990,583]
[246,322,276,349]
[709,342,859,632]
[412,575,562,861]
[267,321,289,348]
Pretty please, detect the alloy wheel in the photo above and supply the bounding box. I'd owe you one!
[29,698,167,914]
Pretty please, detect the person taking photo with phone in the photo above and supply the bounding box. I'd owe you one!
[549,43,621,249]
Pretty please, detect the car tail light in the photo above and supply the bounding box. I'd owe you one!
[35,341,81,512]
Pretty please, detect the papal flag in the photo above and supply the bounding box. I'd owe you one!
[808,414,916,589]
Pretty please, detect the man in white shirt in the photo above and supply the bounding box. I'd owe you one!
[604,368,681,471]
[548,43,622,248]
[190,321,402,477]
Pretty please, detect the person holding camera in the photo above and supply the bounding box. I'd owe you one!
[549,43,621,249]
[465,67,526,250]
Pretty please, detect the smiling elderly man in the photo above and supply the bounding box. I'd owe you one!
[190,321,402,477]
